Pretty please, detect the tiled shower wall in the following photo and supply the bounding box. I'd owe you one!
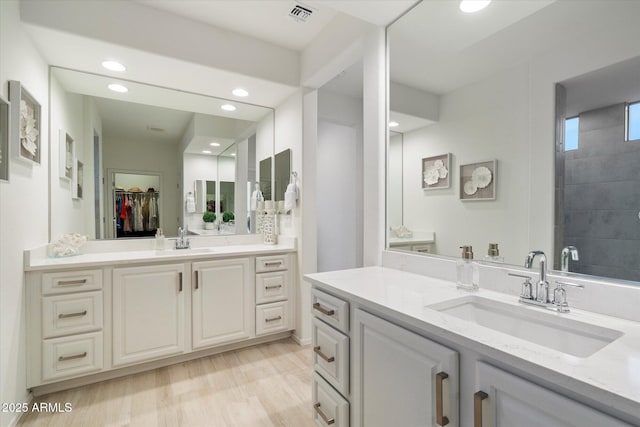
[563,103,640,281]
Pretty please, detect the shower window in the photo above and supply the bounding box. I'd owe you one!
[565,116,579,151]
[626,101,640,141]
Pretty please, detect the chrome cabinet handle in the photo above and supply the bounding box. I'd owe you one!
[436,372,449,426]
[265,284,283,290]
[265,316,282,323]
[58,310,87,319]
[313,302,335,316]
[57,279,87,286]
[178,272,183,292]
[195,270,199,290]
[313,403,335,425]
[264,261,283,267]
[58,352,87,362]
[474,391,488,427]
[313,346,335,363]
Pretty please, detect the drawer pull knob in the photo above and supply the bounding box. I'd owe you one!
[313,346,335,363]
[436,371,449,426]
[58,310,87,319]
[265,284,283,290]
[57,279,87,286]
[313,403,335,425]
[474,391,489,427]
[58,352,87,362]
[265,316,282,323]
[313,302,335,316]
[264,261,283,267]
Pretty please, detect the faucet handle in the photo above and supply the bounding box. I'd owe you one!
[553,281,584,313]
[508,272,533,300]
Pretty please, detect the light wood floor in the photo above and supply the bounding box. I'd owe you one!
[18,339,316,427]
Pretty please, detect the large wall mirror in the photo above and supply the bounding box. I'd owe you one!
[387,0,640,284]
[49,67,274,240]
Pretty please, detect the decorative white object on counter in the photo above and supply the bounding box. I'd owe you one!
[262,204,277,245]
[47,233,87,257]
[390,225,413,238]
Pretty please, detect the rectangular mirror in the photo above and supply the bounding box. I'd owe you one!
[274,148,291,202]
[259,157,272,201]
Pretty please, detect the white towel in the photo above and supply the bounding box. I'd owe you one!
[185,193,196,213]
[284,183,296,211]
[250,189,264,211]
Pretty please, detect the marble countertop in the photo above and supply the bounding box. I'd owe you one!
[25,240,296,271]
[305,266,640,420]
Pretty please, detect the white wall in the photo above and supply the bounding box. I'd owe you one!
[82,97,103,239]
[388,133,403,227]
[103,137,180,237]
[0,2,49,426]
[402,64,531,264]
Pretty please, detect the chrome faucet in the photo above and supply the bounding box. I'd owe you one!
[524,250,550,304]
[560,246,579,272]
[175,227,191,249]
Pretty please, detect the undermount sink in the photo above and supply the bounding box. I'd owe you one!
[427,296,623,358]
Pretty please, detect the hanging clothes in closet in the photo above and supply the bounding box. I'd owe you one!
[114,189,160,238]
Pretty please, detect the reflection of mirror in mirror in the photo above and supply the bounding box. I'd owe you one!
[49,67,274,240]
[112,172,160,239]
[259,157,272,201]
[387,1,640,285]
[387,132,403,228]
[274,149,291,202]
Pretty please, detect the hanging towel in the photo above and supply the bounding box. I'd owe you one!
[185,192,196,213]
[284,183,296,211]
[250,184,264,211]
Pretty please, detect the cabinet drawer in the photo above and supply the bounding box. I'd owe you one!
[42,291,103,338]
[256,271,288,304]
[256,301,289,336]
[42,270,102,295]
[313,317,349,396]
[313,372,349,427]
[311,288,349,333]
[256,255,288,273]
[42,332,103,382]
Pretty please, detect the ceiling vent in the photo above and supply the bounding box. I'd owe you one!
[289,2,315,23]
[147,126,165,133]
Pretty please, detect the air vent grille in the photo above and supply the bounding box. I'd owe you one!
[147,126,165,133]
[289,3,314,22]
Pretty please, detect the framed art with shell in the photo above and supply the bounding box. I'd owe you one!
[9,80,41,165]
[422,153,451,190]
[460,159,497,201]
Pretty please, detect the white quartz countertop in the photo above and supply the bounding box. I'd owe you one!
[26,241,295,271]
[305,266,640,420]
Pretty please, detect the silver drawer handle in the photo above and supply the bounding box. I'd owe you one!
[58,352,87,362]
[313,403,335,425]
[265,284,283,290]
[265,316,282,323]
[57,279,87,286]
[58,310,87,319]
[313,346,335,363]
[264,261,283,267]
[313,302,335,316]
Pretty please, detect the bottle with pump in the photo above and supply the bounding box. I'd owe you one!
[457,245,479,291]
[155,228,166,250]
[484,243,504,263]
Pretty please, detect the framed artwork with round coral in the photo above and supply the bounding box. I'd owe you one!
[459,159,497,201]
[422,153,451,190]
[9,80,41,165]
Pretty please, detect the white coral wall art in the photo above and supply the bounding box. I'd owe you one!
[422,153,451,190]
[9,81,41,165]
[0,96,9,182]
[460,160,497,201]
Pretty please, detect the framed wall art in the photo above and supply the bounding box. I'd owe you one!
[9,80,41,165]
[460,159,497,201]
[0,96,9,182]
[74,160,84,200]
[59,130,75,180]
[422,153,451,190]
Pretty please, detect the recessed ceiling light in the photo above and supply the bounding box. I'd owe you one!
[101,60,126,72]
[221,104,236,111]
[459,0,491,13]
[389,121,399,128]
[231,153,236,157]
[209,142,221,147]
[202,150,212,154]
[108,83,128,93]
[232,88,249,97]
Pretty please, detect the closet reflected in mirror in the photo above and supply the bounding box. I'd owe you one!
[49,67,274,240]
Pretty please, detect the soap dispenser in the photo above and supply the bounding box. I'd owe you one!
[155,228,166,250]
[484,243,504,263]
[457,245,479,291]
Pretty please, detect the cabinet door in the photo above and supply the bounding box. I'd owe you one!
[112,264,185,367]
[475,362,632,427]
[353,309,459,427]
[192,258,254,349]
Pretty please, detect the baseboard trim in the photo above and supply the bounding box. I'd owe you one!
[292,334,311,346]
[8,393,33,427]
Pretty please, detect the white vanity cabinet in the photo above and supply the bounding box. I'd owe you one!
[112,264,185,367]
[192,258,253,349]
[353,309,459,427]
[474,362,631,427]
[255,254,294,336]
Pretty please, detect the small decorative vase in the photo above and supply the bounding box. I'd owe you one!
[204,222,214,230]
[262,211,277,245]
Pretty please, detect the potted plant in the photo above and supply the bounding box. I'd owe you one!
[222,211,235,223]
[203,211,216,230]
